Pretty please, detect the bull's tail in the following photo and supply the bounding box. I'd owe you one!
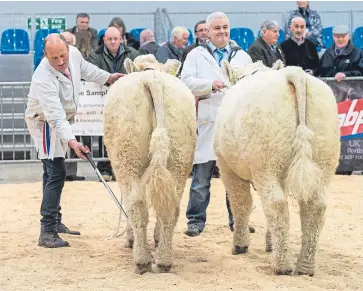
[141,72,178,218]
[283,67,323,203]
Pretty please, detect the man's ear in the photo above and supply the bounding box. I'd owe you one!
[221,60,236,84]
[163,59,181,76]
[124,58,137,74]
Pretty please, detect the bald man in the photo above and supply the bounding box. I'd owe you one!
[138,29,160,56]
[280,16,319,75]
[25,34,123,248]
[61,31,76,46]
[89,26,139,182]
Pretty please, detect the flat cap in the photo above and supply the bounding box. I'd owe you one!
[333,25,349,35]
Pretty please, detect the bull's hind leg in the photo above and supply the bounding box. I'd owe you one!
[217,156,252,254]
[294,189,327,276]
[258,179,292,275]
[124,180,152,274]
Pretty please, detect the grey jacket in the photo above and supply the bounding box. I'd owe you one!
[156,41,184,64]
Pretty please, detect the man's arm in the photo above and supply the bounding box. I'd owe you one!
[248,45,268,66]
[79,52,110,85]
[180,51,214,97]
[156,46,170,64]
[34,79,75,144]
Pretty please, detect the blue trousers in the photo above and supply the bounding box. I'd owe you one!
[40,158,66,232]
[186,160,234,231]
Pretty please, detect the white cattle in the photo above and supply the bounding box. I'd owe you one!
[103,55,197,274]
[214,60,340,276]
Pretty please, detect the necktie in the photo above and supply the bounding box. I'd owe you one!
[271,45,277,52]
[216,48,226,66]
[64,67,72,80]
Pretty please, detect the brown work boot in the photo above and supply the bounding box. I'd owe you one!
[38,229,69,248]
[57,223,81,235]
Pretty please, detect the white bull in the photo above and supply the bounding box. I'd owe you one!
[214,60,340,276]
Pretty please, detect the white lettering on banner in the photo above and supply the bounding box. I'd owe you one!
[338,99,363,135]
[71,82,109,136]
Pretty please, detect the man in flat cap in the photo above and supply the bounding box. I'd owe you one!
[318,25,363,81]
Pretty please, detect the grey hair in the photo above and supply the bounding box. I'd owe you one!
[206,12,229,29]
[170,26,189,40]
[260,20,279,30]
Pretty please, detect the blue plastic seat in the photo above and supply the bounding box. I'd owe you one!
[98,28,106,39]
[322,27,334,49]
[187,29,194,46]
[353,26,363,49]
[257,29,285,43]
[1,29,30,54]
[230,27,255,51]
[129,28,145,41]
[33,29,60,70]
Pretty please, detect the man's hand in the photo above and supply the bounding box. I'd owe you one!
[107,73,124,85]
[335,72,346,82]
[212,80,225,91]
[68,139,90,160]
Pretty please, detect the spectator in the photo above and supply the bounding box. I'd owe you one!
[61,31,76,46]
[286,1,323,46]
[181,20,208,63]
[181,12,253,237]
[89,26,139,181]
[318,25,363,81]
[280,16,319,75]
[75,30,93,61]
[66,13,98,50]
[248,20,286,67]
[108,17,140,50]
[156,26,189,64]
[138,29,160,56]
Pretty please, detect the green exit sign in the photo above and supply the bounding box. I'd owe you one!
[27,17,66,30]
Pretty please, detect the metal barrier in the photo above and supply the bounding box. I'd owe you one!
[1,77,362,165]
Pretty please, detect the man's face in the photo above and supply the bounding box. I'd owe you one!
[104,31,122,54]
[291,19,306,40]
[208,17,230,48]
[45,42,69,72]
[195,23,208,43]
[262,26,279,45]
[173,32,189,49]
[77,17,89,31]
[333,34,350,48]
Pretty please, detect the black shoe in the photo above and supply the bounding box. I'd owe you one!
[184,226,201,237]
[65,175,85,181]
[57,223,81,235]
[38,229,69,248]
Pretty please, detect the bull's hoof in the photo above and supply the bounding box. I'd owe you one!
[294,267,315,277]
[232,245,248,255]
[153,264,172,273]
[135,262,152,275]
[249,226,255,233]
[125,239,134,249]
[265,245,273,252]
[274,268,293,276]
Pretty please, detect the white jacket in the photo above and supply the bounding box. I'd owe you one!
[181,43,252,164]
[25,45,110,160]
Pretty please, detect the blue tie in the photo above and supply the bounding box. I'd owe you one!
[216,48,226,66]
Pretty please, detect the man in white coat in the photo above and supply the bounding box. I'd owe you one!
[25,34,123,248]
[181,12,253,237]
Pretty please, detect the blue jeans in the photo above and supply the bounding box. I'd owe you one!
[186,160,234,231]
[41,158,66,232]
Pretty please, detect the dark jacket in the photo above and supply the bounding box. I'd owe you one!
[138,41,160,56]
[66,26,98,51]
[318,40,363,77]
[280,38,319,74]
[88,44,139,74]
[155,41,184,64]
[248,36,286,68]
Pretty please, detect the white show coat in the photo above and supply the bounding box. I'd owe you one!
[181,43,252,164]
[25,45,110,160]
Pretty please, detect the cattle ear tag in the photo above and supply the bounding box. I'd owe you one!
[124,58,137,74]
[163,59,181,76]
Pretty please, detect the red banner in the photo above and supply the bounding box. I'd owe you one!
[338,99,363,140]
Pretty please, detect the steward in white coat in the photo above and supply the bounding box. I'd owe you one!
[25,34,123,248]
[181,32,252,236]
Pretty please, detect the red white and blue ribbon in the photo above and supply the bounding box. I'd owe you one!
[42,121,51,155]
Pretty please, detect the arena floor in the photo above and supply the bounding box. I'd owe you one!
[0,164,362,290]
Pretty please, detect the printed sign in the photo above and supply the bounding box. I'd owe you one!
[27,17,66,30]
[71,82,109,136]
